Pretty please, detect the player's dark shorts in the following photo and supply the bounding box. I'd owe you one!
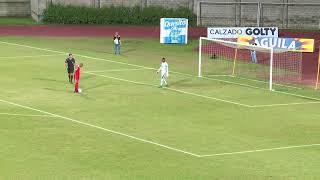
[67,68,74,74]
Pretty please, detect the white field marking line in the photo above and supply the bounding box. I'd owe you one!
[0,112,56,117]
[251,101,320,108]
[273,90,320,102]
[85,72,253,108]
[0,41,272,91]
[0,41,67,54]
[0,41,300,92]
[85,68,149,73]
[200,143,320,157]
[1,42,318,157]
[0,41,155,70]
[0,98,201,157]
[206,74,233,77]
[235,76,302,90]
[1,40,318,103]
[204,74,299,90]
[0,54,65,59]
[180,74,312,105]
[165,87,252,108]
[85,70,319,108]
[4,100,318,159]
[202,75,269,91]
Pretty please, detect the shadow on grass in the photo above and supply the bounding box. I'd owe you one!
[43,87,93,100]
[33,77,66,84]
[78,92,92,100]
[169,78,192,87]
[81,75,95,81]
[43,87,70,93]
[84,83,110,91]
[34,75,95,84]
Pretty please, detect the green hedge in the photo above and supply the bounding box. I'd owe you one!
[43,4,197,26]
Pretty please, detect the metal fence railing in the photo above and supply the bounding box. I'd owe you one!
[197,2,320,29]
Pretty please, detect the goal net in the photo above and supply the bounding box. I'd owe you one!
[198,37,303,90]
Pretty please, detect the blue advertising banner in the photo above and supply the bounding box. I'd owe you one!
[160,18,188,44]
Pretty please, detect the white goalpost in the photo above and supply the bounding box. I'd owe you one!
[198,37,303,91]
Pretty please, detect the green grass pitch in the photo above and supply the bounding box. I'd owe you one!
[0,36,319,179]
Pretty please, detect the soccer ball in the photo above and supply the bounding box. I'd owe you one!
[78,88,82,93]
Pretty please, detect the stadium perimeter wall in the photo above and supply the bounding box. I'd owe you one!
[29,0,320,29]
[2,0,319,29]
[0,0,30,16]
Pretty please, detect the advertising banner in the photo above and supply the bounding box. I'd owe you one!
[237,36,315,52]
[160,18,188,44]
[207,27,278,39]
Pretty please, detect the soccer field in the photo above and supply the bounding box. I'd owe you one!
[0,36,319,179]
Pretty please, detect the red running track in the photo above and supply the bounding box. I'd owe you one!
[0,25,206,38]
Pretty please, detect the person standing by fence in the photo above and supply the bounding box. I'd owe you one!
[250,39,258,63]
[114,32,121,55]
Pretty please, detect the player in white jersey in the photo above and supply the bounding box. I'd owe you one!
[250,38,258,63]
[157,57,169,87]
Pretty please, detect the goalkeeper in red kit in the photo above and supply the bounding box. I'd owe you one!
[74,63,84,93]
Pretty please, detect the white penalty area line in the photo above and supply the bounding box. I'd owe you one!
[1,40,319,106]
[84,72,252,108]
[1,98,319,158]
[251,101,320,108]
[86,71,320,108]
[235,76,303,90]
[0,98,201,157]
[273,89,320,102]
[203,74,301,91]
[206,74,233,77]
[0,54,65,59]
[200,143,320,157]
[1,41,319,157]
[0,112,56,117]
[85,68,151,73]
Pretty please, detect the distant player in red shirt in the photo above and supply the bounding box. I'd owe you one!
[74,63,84,93]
